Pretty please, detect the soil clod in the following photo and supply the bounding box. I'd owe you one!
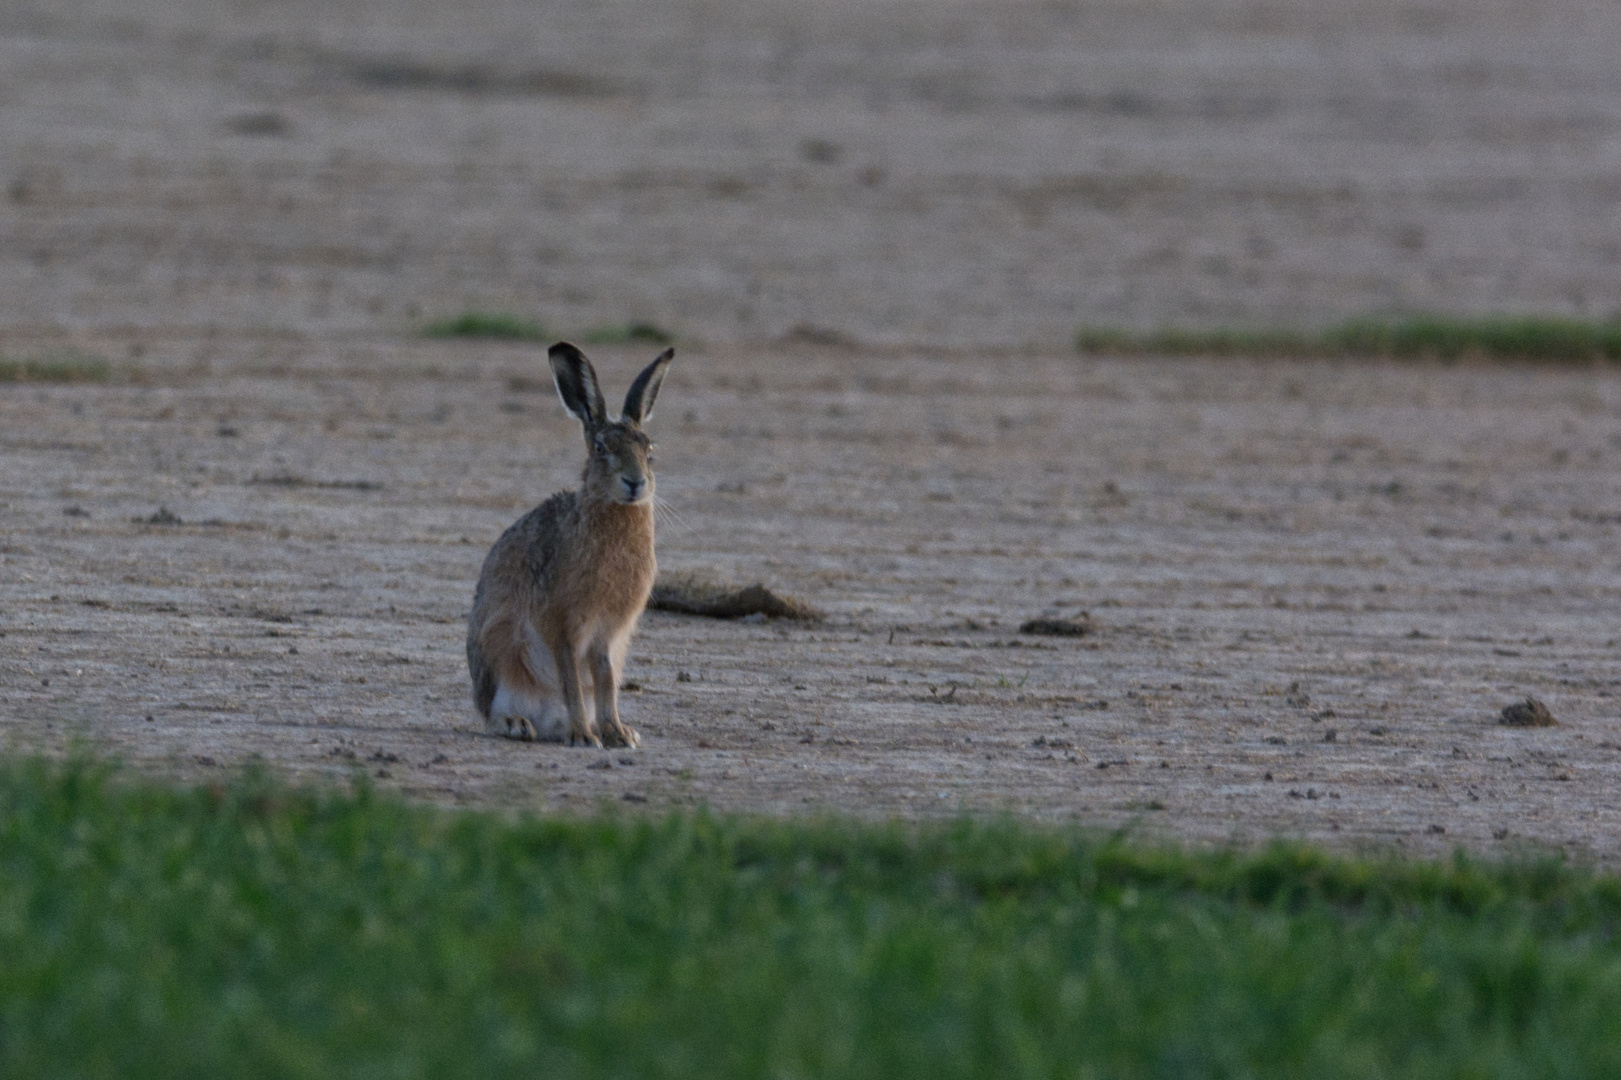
[1499,696,1557,727]
[1018,615,1093,637]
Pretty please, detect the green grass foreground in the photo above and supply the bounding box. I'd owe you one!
[1076,315,1621,362]
[4,761,1621,1079]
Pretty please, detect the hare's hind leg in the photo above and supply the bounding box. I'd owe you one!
[480,632,568,742]
[469,638,535,738]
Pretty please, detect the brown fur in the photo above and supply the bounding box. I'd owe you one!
[466,344,672,748]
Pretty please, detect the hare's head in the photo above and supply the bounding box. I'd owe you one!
[549,342,674,506]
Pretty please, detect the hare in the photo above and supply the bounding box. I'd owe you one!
[466,342,674,747]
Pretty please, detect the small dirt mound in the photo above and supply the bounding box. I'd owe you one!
[135,507,183,526]
[649,573,824,622]
[1019,615,1093,637]
[1499,696,1557,727]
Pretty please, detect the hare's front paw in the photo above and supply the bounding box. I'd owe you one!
[603,722,640,749]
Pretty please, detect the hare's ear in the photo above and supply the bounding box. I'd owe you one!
[621,348,675,425]
[548,342,607,431]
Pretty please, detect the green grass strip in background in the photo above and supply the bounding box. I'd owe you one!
[581,321,674,346]
[4,758,1621,1078]
[422,310,549,341]
[0,348,111,383]
[1076,315,1621,361]
[420,313,676,347]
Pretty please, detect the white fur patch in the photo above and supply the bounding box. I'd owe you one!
[481,621,605,741]
[487,682,572,742]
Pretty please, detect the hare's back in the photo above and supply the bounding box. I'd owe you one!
[474,490,579,603]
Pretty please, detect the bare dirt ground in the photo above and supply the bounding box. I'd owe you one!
[6,341,1621,861]
[3,0,1621,859]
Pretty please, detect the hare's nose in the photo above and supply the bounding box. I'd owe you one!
[622,477,643,501]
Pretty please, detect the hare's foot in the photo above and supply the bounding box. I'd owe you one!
[601,721,640,749]
[493,714,537,740]
[567,722,604,748]
[489,683,562,741]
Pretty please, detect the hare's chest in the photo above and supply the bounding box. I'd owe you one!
[594,539,656,614]
[562,523,654,618]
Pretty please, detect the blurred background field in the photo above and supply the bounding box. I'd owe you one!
[3,0,1621,349]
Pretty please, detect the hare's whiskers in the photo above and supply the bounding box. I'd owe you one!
[653,494,694,537]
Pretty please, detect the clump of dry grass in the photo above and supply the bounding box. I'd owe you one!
[1019,615,1093,637]
[649,572,823,622]
[1499,696,1557,727]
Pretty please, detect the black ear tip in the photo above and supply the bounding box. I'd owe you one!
[549,341,583,360]
[656,347,675,363]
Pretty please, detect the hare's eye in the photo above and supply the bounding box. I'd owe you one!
[593,436,607,454]
[646,455,656,466]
